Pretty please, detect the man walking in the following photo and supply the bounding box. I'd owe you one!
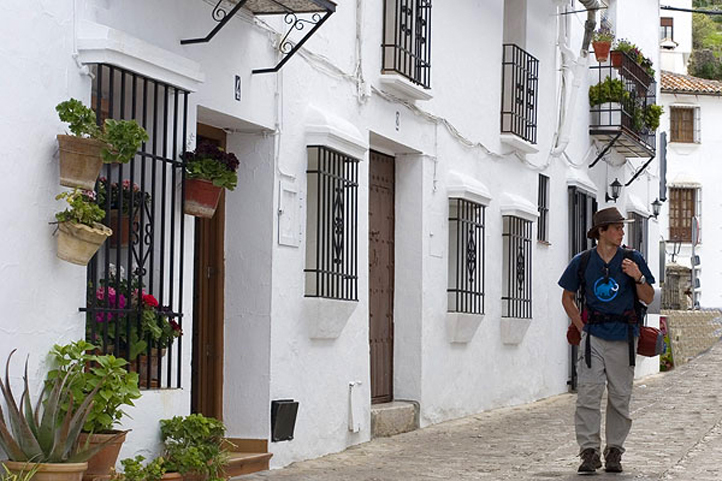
[558,207,655,473]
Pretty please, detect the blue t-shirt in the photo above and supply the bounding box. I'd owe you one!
[558,247,655,341]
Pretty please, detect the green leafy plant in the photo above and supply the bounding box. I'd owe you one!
[0,463,39,481]
[55,188,106,228]
[46,340,141,434]
[109,455,167,481]
[644,104,664,131]
[182,142,240,191]
[160,414,228,481]
[96,178,151,216]
[56,99,149,164]
[0,349,118,463]
[588,77,630,106]
[593,25,614,43]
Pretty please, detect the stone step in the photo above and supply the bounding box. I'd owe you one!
[225,452,273,478]
[371,401,418,438]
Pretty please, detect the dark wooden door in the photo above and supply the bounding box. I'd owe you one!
[369,151,395,404]
[191,124,226,419]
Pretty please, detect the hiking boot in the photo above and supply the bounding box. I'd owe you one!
[578,448,602,474]
[604,447,623,473]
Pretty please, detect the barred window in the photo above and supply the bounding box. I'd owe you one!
[501,44,539,144]
[382,0,432,88]
[537,174,549,242]
[305,146,359,300]
[84,64,189,389]
[670,106,698,143]
[448,199,485,314]
[502,216,532,319]
[627,212,648,259]
[669,187,696,242]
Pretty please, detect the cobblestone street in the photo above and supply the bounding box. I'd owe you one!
[244,341,722,480]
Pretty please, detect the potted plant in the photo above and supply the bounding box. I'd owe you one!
[181,143,239,218]
[47,341,141,481]
[0,349,123,481]
[591,25,614,63]
[56,99,149,190]
[55,189,112,266]
[160,414,228,481]
[97,178,151,247]
[0,463,39,481]
[107,456,182,481]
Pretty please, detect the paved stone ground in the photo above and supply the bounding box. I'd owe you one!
[242,341,722,480]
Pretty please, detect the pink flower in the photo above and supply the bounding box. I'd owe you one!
[95,286,126,323]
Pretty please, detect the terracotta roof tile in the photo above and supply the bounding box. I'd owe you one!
[661,70,722,95]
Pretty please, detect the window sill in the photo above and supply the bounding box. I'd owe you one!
[379,74,433,101]
[303,297,358,339]
[500,133,539,154]
[446,312,484,343]
[500,317,532,345]
[537,240,551,247]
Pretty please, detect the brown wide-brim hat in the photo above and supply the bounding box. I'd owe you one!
[586,206,634,239]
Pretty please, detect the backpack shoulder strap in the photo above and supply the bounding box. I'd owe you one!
[577,249,593,297]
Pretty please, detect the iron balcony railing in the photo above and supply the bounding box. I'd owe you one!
[589,50,657,157]
[83,64,188,390]
[501,44,539,145]
[381,0,432,89]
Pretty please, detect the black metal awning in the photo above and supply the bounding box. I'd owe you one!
[181,0,337,74]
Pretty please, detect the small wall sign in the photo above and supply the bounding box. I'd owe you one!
[235,75,241,101]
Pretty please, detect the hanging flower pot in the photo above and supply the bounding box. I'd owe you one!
[57,135,104,190]
[592,40,612,63]
[57,221,112,266]
[182,142,239,218]
[3,461,88,481]
[184,178,223,219]
[109,209,138,247]
[130,348,167,389]
[78,431,128,481]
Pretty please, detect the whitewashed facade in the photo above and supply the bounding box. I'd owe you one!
[0,0,662,470]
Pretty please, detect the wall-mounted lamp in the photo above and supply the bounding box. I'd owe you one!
[605,178,622,203]
[650,198,663,219]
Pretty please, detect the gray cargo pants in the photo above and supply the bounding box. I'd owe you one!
[576,332,636,454]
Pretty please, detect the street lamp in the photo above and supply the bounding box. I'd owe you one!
[650,198,662,219]
[605,178,622,203]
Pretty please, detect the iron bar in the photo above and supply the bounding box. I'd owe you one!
[501,44,539,144]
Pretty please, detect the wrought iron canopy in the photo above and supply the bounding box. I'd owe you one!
[181,0,337,74]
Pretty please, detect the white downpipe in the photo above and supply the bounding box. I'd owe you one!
[551,0,600,157]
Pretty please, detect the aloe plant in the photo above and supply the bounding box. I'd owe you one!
[0,349,120,464]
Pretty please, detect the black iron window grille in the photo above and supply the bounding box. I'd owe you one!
[627,212,648,259]
[305,146,359,301]
[501,44,539,144]
[537,174,549,242]
[589,51,657,157]
[382,0,432,89]
[83,64,189,390]
[501,216,532,319]
[448,199,485,315]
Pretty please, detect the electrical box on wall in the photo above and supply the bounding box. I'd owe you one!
[271,399,299,442]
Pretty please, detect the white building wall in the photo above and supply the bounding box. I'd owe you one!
[0,0,662,469]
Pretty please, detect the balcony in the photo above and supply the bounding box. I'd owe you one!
[381,0,432,91]
[501,44,539,148]
[589,51,657,158]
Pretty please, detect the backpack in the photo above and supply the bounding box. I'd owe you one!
[567,248,663,366]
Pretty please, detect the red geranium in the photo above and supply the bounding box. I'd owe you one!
[143,294,159,308]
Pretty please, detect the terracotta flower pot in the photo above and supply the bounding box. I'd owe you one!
[184,178,222,219]
[108,210,138,247]
[130,348,166,388]
[57,221,112,266]
[79,430,128,481]
[3,460,88,481]
[57,135,104,190]
[610,50,624,68]
[161,473,183,480]
[592,40,611,63]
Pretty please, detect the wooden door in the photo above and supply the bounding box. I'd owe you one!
[191,124,226,419]
[369,151,395,404]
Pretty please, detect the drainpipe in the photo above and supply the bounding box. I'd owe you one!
[551,0,600,156]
